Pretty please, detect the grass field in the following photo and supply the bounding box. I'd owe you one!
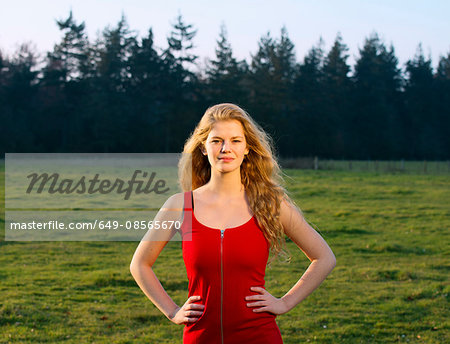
[1,164,449,343]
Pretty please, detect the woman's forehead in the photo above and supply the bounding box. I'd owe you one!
[209,120,244,135]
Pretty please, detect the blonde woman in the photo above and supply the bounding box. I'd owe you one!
[130,103,336,343]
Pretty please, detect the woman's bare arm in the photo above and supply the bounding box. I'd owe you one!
[245,198,336,315]
[279,198,336,312]
[129,193,203,323]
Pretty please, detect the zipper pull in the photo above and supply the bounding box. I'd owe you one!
[221,229,225,238]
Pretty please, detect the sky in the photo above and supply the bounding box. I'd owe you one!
[1,0,449,71]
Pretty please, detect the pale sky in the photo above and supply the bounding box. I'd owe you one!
[1,0,449,71]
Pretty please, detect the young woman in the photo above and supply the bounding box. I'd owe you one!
[130,103,336,343]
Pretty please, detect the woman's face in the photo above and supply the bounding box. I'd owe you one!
[202,120,249,174]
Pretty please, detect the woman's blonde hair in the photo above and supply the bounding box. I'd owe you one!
[178,103,297,264]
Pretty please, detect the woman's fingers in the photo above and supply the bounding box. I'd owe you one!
[170,296,205,325]
[245,294,265,301]
[187,303,205,310]
[245,286,267,301]
[245,287,285,315]
[188,295,201,302]
[252,306,269,313]
[185,310,203,316]
[247,300,266,306]
[182,296,204,323]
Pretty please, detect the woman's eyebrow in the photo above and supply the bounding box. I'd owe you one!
[210,135,244,139]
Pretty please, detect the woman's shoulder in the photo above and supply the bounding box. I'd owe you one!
[162,191,187,207]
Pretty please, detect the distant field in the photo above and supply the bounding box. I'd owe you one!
[1,163,449,343]
[280,158,450,175]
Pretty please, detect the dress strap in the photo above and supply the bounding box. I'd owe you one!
[181,191,193,239]
[184,191,193,211]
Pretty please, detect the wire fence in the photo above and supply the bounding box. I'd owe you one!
[279,157,450,175]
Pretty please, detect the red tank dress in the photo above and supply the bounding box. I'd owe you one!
[181,191,283,344]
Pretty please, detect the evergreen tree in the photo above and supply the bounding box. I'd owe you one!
[40,11,93,152]
[293,38,326,157]
[434,52,450,158]
[94,14,136,90]
[205,23,247,104]
[322,33,352,158]
[0,44,39,154]
[91,14,137,152]
[353,33,403,159]
[273,26,297,84]
[161,14,201,152]
[249,28,297,136]
[270,26,297,156]
[248,31,278,134]
[165,13,198,81]
[45,10,91,82]
[404,45,438,158]
[128,28,166,151]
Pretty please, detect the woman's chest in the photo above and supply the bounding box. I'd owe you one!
[182,219,269,274]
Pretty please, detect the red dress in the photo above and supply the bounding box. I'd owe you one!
[181,191,283,344]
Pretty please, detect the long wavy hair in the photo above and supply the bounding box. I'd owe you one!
[178,103,298,264]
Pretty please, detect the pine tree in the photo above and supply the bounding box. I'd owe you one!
[273,26,296,84]
[94,14,136,91]
[0,44,38,154]
[39,11,94,152]
[91,14,137,152]
[45,10,91,82]
[248,28,298,155]
[322,33,352,158]
[353,33,403,159]
[205,23,247,104]
[165,13,198,79]
[293,38,326,157]
[435,52,450,158]
[128,28,166,151]
[404,44,438,158]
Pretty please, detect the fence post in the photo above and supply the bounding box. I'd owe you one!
[314,156,318,170]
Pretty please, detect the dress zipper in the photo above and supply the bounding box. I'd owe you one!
[220,229,225,344]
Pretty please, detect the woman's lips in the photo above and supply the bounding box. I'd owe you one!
[219,157,234,162]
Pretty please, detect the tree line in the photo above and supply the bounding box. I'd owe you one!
[1,12,449,160]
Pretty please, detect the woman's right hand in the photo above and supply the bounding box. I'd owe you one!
[169,296,205,325]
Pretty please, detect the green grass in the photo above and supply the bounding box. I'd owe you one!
[1,163,449,343]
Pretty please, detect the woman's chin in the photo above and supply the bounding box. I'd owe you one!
[214,165,240,174]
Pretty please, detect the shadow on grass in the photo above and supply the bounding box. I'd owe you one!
[354,243,431,255]
[324,226,374,237]
[132,313,167,325]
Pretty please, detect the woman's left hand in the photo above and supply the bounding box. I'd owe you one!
[245,286,289,315]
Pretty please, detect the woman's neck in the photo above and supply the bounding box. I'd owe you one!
[205,169,244,196]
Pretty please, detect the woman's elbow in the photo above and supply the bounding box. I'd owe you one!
[328,251,337,271]
[129,256,143,276]
[130,260,138,277]
[130,256,152,277]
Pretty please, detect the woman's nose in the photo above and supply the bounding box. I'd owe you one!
[221,141,231,152]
